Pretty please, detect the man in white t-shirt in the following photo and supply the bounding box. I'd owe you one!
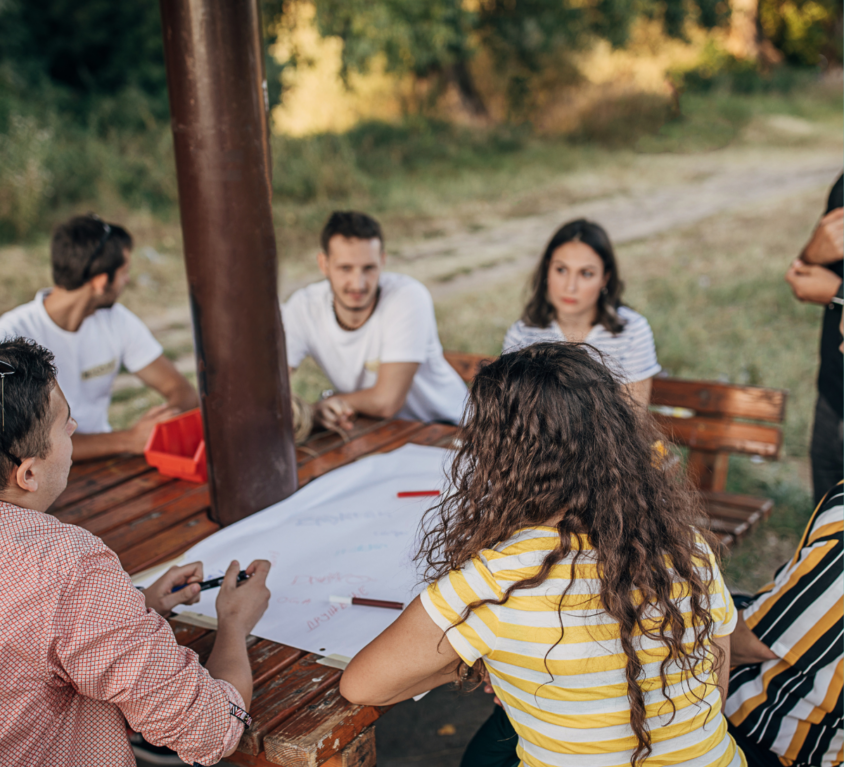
[282,211,467,428]
[0,215,198,460]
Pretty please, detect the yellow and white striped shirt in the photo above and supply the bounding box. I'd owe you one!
[421,527,742,767]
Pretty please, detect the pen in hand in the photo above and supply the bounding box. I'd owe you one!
[172,570,250,593]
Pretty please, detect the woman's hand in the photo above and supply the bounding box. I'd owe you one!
[142,561,204,616]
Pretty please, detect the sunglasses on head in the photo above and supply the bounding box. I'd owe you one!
[0,360,20,467]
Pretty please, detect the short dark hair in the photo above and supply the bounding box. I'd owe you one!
[523,218,627,335]
[51,215,132,290]
[0,338,58,489]
[319,211,384,255]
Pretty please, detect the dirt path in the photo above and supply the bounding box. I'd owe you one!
[118,144,841,390]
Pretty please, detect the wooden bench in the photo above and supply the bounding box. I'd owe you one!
[444,351,787,547]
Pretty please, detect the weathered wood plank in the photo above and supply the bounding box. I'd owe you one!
[118,513,219,575]
[376,422,459,453]
[296,418,386,465]
[66,454,136,483]
[652,378,787,422]
[654,415,782,457]
[323,726,376,767]
[298,420,427,486]
[53,471,177,528]
[238,656,342,755]
[98,485,211,553]
[264,685,384,767]
[168,618,212,647]
[52,456,152,511]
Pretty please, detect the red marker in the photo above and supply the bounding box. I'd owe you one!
[330,595,404,610]
[397,490,440,498]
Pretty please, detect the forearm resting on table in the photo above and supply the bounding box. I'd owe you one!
[341,362,419,420]
[71,430,137,461]
[340,596,463,706]
[205,622,254,711]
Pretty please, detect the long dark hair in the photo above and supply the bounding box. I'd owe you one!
[523,219,626,334]
[418,343,722,766]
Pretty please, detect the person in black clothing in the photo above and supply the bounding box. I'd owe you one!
[785,174,843,506]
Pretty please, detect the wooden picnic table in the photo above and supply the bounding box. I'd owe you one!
[49,417,459,767]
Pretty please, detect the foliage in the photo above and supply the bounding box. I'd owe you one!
[758,0,843,66]
[0,0,290,129]
[270,118,528,202]
[308,0,727,115]
[669,43,823,94]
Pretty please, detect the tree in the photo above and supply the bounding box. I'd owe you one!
[307,0,728,119]
[0,0,290,127]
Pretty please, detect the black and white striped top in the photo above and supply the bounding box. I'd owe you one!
[725,483,844,766]
[502,305,661,384]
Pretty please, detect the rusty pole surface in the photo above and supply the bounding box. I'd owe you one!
[159,0,297,526]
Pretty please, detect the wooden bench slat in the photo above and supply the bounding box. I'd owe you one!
[376,422,458,453]
[296,418,386,465]
[119,513,219,575]
[239,656,342,756]
[264,685,383,767]
[654,415,782,457]
[52,456,152,511]
[169,618,212,647]
[97,485,211,552]
[298,420,427,486]
[652,378,786,423]
[54,472,177,528]
[66,454,137,483]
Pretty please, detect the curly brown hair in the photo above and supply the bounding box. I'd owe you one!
[417,343,723,766]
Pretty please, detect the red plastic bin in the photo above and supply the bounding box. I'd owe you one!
[144,408,207,483]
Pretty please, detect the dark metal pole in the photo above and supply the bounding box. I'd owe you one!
[159,0,297,525]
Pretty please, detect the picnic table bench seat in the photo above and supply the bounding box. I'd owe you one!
[51,417,459,767]
[444,351,787,548]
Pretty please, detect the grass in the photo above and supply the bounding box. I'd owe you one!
[0,76,840,592]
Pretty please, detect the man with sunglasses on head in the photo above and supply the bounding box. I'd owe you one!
[0,214,198,461]
[0,337,271,766]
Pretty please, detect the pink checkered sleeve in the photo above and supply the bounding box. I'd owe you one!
[53,550,245,765]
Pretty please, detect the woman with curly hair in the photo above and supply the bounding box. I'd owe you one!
[340,342,741,767]
[503,219,660,409]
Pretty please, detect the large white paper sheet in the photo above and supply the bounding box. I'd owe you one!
[155,444,451,659]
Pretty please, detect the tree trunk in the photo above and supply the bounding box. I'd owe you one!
[445,59,489,120]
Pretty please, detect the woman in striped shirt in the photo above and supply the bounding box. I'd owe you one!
[341,343,741,767]
[503,219,660,408]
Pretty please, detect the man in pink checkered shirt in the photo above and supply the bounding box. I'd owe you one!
[0,337,272,766]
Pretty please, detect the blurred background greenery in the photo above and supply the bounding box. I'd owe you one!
[0,0,841,590]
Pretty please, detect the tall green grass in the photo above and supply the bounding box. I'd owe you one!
[2,65,839,243]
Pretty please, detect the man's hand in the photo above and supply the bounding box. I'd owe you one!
[730,611,779,667]
[802,208,844,266]
[143,561,204,616]
[314,396,356,432]
[785,260,843,305]
[125,404,179,454]
[216,560,272,639]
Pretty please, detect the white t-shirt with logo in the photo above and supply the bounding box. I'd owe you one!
[282,273,468,424]
[0,290,163,434]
